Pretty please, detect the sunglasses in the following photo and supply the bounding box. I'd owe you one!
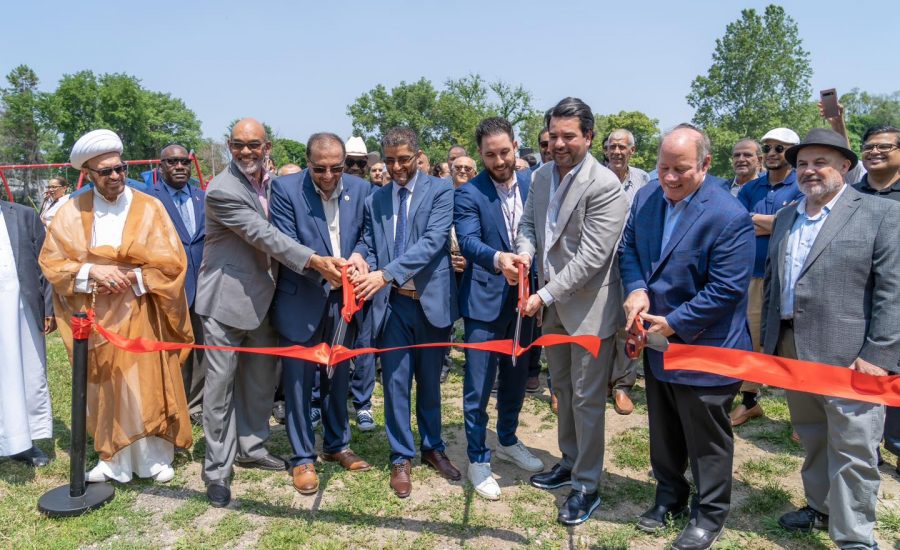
[453,166,475,174]
[861,143,899,154]
[345,158,367,169]
[162,157,192,166]
[762,144,787,154]
[229,141,265,151]
[87,164,128,177]
[310,164,344,175]
[539,141,549,148]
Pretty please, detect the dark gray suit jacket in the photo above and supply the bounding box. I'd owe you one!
[761,186,900,372]
[2,201,52,330]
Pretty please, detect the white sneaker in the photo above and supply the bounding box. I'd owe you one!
[468,462,500,500]
[153,465,175,483]
[85,467,109,483]
[496,441,544,473]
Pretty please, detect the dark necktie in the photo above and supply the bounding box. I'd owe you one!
[394,187,409,258]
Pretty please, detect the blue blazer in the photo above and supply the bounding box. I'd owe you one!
[149,179,206,307]
[268,170,371,344]
[362,172,457,333]
[619,174,755,386]
[454,169,531,323]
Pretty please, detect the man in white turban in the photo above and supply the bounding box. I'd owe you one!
[40,129,193,483]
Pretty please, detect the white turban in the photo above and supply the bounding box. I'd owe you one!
[70,129,124,170]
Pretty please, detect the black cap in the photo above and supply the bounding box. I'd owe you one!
[785,128,858,170]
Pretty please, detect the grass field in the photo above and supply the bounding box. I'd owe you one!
[0,334,898,549]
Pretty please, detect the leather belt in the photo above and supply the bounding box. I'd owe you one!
[392,287,420,300]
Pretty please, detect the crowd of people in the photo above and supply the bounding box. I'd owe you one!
[1,94,898,550]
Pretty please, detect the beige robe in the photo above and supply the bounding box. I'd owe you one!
[39,190,193,460]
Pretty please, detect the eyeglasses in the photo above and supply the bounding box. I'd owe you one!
[345,158,367,169]
[762,144,787,154]
[87,164,128,177]
[862,143,899,154]
[384,155,415,166]
[229,141,265,151]
[539,141,549,148]
[453,166,475,174]
[310,164,344,175]
[162,157,192,166]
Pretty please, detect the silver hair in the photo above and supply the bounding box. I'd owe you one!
[606,128,635,147]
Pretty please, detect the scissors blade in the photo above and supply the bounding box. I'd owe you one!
[512,309,523,364]
[327,318,348,379]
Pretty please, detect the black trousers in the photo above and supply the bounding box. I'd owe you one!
[645,363,740,531]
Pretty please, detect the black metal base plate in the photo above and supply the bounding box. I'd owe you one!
[38,482,115,518]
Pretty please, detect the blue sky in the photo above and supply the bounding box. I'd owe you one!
[2,0,897,143]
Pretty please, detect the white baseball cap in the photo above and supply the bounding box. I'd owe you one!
[760,128,800,145]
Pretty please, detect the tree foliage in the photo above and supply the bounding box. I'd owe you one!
[592,111,661,171]
[840,88,900,150]
[270,138,307,168]
[0,65,52,199]
[687,5,818,175]
[347,74,537,164]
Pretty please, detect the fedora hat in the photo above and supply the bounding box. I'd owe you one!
[785,128,858,170]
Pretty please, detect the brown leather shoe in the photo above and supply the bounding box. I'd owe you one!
[422,450,461,481]
[613,389,634,415]
[322,448,371,471]
[292,463,319,495]
[390,459,412,498]
[730,403,764,427]
[551,393,559,415]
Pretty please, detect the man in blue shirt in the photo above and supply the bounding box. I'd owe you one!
[731,128,802,427]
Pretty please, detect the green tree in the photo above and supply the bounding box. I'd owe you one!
[592,111,661,171]
[687,4,818,175]
[270,138,307,168]
[840,88,900,150]
[0,64,54,202]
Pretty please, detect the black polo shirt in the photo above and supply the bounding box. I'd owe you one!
[853,174,900,201]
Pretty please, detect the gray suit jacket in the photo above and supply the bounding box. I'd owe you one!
[194,163,315,331]
[516,155,627,338]
[761,186,900,372]
[2,201,52,330]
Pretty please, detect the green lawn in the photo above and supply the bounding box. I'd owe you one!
[1,335,898,549]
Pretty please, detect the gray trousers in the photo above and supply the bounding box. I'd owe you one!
[201,315,280,483]
[779,327,884,550]
[543,304,615,493]
[609,327,638,391]
[182,308,206,415]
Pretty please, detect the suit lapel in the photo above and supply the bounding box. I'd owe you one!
[231,163,266,218]
[404,173,427,250]
[645,188,666,273]
[650,184,708,279]
[190,185,204,242]
[478,174,511,250]
[337,183,355,258]
[154,182,190,243]
[799,190,859,277]
[2,203,19,266]
[302,174,333,256]
[548,160,592,250]
[379,184,395,261]
[775,207,799,286]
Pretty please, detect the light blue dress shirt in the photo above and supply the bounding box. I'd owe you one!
[661,189,699,252]
[161,179,196,237]
[780,185,847,319]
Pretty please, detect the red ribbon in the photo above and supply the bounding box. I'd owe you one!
[340,265,365,323]
[517,263,529,311]
[664,343,900,407]
[71,312,93,340]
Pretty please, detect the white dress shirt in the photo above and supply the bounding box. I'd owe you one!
[491,175,523,270]
[390,171,419,290]
[314,179,344,258]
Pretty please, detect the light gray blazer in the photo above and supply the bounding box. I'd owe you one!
[761,186,900,372]
[194,163,314,331]
[2,201,51,334]
[516,155,627,338]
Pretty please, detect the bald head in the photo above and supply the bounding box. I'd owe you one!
[277,163,302,176]
[231,118,267,141]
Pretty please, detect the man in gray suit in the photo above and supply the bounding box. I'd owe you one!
[503,97,627,525]
[762,128,900,550]
[0,201,54,467]
[195,118,346,508]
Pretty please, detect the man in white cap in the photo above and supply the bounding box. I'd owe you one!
[731,128,803,427]
[345,136,369,177]
[39,129,194,483]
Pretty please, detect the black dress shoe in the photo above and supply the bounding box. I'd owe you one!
[636,503,688,532]
[236,453,287,471]
[778,505,828,532]
[557,489,601,526]
[10,445,50,467]
[530,463,572,490]
[207,480,231,508]
[672,525,723,550]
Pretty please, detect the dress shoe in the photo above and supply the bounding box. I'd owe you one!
[636,503,688,532]
[557,489,601,526]
[237,453,287,471]
[672,525,723,550]
[322,448,371,471]
[468,462,500,500]
[390,460,412,498]
[422,450,461,481]
[207,480,231,508]
[10,445,50,467]
[292,463,319,495]
[613,389,634,415]
[730,403,763,426]
[778,506,828,532]
[551,393,559,415]
[530,463,572,490]
[525,376,540,393]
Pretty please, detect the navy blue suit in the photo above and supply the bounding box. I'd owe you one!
[269,170,370,467]
[362,171,456,463]
[454,170,535,463]
[150,176,207,414]
[619,174,754,531]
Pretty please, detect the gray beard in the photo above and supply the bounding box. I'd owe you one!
[237,159,264,181]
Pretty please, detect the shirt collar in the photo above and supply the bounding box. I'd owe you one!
[857,173,900,194]
[557,155,588,186]
[161,176,190,197]
[313,178,344,201]
[766,169,796,188]
[795,184,847,219]
[392,171,418,197]
[490,173,517,191]
[664,187,699,210]
[93,185,132,206]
